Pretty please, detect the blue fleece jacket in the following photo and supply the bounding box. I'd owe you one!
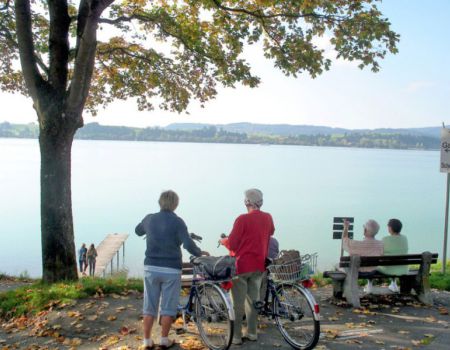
[135,210,202,269]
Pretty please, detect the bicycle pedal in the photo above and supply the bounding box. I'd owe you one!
[175,328,186,335]
[254,301,265,310]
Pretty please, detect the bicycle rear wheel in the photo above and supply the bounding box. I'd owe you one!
[273,283,320,350]
[194,282,234,350]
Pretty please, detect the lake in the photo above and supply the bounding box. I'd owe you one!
[0,138,446,277]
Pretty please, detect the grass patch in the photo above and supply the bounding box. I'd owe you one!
[0,276,143,319]
[430,272,450,291]
[311,272,331,287]
[0,271,35,283]
[430,260,450,273]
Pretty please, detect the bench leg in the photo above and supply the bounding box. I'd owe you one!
[415,252,433,305]
[343,256,361,308]
[331,279,344,299]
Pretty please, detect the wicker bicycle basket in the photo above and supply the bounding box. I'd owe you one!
[268,250,317,283]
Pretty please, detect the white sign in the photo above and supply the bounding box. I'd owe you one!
[441,128,450,172]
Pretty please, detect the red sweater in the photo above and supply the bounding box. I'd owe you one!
[224,210,275,275]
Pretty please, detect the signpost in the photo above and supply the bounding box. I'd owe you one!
[440,126,450,274]
[333,217,354,258]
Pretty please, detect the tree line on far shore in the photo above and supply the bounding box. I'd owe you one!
[0,122,439,150]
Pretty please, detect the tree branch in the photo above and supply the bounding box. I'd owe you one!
[14,0,47,101]
[48,0,71,92]
[0,22,50,76]
[67,0,114,117]
[209,0,344,20]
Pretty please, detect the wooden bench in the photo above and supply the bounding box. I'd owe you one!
[323,252,438,308]
[182,262,194,288]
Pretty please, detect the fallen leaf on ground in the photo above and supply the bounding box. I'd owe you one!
[107,315,117,321]
[438,307,449,315]
[102,335,120,347]
[119,326,137,336]
[67,311,81,318]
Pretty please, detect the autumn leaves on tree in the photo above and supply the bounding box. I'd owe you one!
[0,0,399,282]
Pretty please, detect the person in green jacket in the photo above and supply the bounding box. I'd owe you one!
[378,219,408,292]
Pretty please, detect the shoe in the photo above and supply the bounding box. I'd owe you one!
[159,339,175,349]
[363,282,373,294]
[142,340,154,350]
[243,333,257,341]
[232,337,243,345]
[388,282,400,293]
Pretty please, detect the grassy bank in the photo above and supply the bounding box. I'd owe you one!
[0,277,142,319]
[430,260,450,291]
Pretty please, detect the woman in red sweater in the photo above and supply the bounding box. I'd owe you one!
[221,189,275,345]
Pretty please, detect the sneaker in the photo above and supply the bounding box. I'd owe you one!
[363,283,373,294]
[388,282,400,293]
[232,337,243,345]
[243,333,257,341]
[159,339,175,349]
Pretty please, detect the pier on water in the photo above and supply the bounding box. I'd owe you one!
[94,233,129,277]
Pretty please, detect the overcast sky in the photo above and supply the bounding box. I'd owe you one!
[1,0,449,129]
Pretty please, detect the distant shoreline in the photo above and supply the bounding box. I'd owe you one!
[0,135,439,152]
[0,122,441,151]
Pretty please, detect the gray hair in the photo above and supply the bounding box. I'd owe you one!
[364,219,380,237]
[244,189,263,209]
[159,190,179,211]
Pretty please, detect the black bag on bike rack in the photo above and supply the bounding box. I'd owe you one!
[192,256,236,280]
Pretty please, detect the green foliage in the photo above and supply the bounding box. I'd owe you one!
[0,0,399,115]
[430,259,450,273]
[430,272,450,291]
[0,277,143,319]
[311,272,331,287]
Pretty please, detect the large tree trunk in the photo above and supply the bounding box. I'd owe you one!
[39,112,79,283]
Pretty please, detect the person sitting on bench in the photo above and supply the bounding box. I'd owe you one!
[343,219,383,293]
[377,218,408,292]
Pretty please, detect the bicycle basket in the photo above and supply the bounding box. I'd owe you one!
[192,256,236,281]
[268,250,302,283]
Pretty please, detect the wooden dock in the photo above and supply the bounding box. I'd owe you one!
[94,233,129,277]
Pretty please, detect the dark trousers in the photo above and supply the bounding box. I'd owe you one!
[88,259,96,276]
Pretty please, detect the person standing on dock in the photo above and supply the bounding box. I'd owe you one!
[135,190,209,350]
[87,244,98,277]
[78,243,87,275]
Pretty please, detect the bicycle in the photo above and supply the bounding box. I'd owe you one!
[177,234,235,350]
[256,251,321,350]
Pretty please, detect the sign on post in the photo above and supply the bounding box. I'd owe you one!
[440,128,450,172]
[333,217,354,239]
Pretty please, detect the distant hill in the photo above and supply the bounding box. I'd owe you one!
[0,121,442,150]
[165,122,442,138]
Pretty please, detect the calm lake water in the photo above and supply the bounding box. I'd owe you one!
[0,138,446,277]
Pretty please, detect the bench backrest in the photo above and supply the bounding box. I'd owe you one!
[182,262,193,275]
[339,253,438,268]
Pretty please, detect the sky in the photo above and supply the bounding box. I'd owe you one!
[1,0,449,130]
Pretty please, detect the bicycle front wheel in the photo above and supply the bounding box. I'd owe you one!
[194,282,234,350]
[273,283,320,350]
